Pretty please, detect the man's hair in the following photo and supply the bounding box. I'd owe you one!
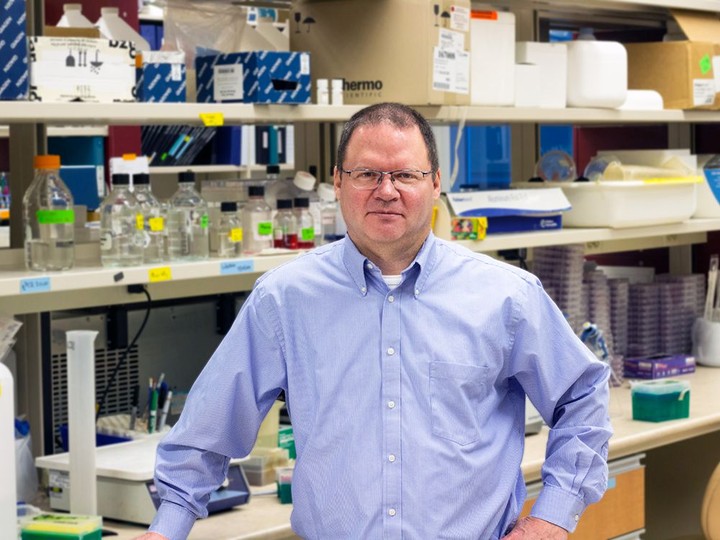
[336,102,439,174]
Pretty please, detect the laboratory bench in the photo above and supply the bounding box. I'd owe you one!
[98,367,720,540]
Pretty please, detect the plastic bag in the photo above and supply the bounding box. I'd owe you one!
[15,419,38,504]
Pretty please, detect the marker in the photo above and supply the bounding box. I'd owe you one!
[158,390,173,432]
[129,384,140,431]
[148,388,159,434]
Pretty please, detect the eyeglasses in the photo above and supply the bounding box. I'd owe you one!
[340,168,433,191]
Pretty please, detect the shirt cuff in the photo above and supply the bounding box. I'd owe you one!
[149,501,198,540]
[529,484,586,533]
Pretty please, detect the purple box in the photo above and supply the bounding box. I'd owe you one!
[624,354,696,379]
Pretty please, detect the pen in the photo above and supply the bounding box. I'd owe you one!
[129,383,140,431]
[158,390,173,432]
[148,388,159,434]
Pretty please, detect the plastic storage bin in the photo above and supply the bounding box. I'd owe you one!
[543,180,697,228]
[631,379,690,422]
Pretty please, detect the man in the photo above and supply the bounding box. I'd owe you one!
[137,102,612,540]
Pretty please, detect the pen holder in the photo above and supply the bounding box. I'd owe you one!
[692,317,720,367]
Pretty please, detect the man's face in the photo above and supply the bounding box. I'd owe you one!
[334,122,441,257]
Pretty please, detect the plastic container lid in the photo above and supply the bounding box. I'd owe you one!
[178,171,195,183]
[293,170,316,191]
[111,173,130,185]
[534,150,576,182]
[277,199,293,210]
[630,379,690,396]
[266,165,281,175]
[34,155,61,169]
[248,185,265,197]
[294,197,309,208]
[317,183,336,202]
[220,201,238,212]
[134,173,150,185]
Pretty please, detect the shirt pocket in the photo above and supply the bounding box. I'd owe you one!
[429,361,488,446]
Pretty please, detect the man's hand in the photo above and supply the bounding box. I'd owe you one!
[132,533,169,540]
[501,516,569,539]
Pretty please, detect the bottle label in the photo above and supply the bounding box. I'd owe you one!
[149,217,165,232]
[257,221,273,237]
[136,214,144,230]
[301,227,314,241]
[230,228,243,243]
[36,209,74,225]
[101,231,113,250]
[201,214,209,229]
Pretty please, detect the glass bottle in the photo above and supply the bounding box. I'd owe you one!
[273,198,298,249]
[317,182,339,245]
[214,201,244,258]
[294,197,315,249]
[132,173,165,264]
[242,185,273,254]
[99,173,144,267]
[167,170,210,261]
[23,154,75,271]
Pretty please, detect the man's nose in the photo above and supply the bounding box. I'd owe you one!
[375,173,399,197]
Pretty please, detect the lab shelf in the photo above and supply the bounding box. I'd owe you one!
[148,164,295,175]
[7,102,720,126]
[0,126,109,138]
[1,218,719,314]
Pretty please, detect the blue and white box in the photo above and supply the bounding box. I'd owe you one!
[196,51,311,104]
[446,188,571,234]
[0,0,29,100]
[136,51,186,102]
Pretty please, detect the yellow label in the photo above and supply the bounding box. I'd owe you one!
[136,214,144,230]
[641,176,703,185]
[149,217,164,232]
[230,228,243,242]
[200,112,224,127]
[149,267,172,282]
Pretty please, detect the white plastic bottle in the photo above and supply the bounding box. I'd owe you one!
[243,185,273,254]
[95,7,151,51]
[56,4,94,28]
[214,201,244,258]
[132,173,165,264]
[294,197,315,249]
[99,173,144,267]
[167,171,210,261]
[23,155,75,271]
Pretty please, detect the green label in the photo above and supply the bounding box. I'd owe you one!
[201,214,209,228]
[700,54,712,75]
[258,221,273,236]
[36,209,74,225]
[301,227,314,241]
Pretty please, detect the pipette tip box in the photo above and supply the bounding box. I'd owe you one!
[20,513,102,540]
[631,379,690,422]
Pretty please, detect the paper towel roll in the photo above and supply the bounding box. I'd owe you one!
[66,330,98,515]
[0,362,17,539]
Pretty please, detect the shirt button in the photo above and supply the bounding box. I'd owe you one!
[414,289,420,296]
[366,262,374,269]
[388,508,396,517]
[574,515,579,522]
[388,454,396,463]
[387,347,395,356]
[387,400,396,409]
[388,295,395,303]
[360,286,367,294]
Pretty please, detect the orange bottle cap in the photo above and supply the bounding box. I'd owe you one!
[34,155,61,169]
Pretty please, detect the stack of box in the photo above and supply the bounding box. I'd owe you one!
[0,0,29,100]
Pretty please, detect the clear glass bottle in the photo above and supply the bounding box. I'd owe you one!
[294,197,315,249]
[317,182,339,245]
[214,201,244,258]
[273,199,298,249]
[242,185,273,254]
[167,171,210,261]
[99,173,144,267]
[23,155,75,271]
[132,173,165,264]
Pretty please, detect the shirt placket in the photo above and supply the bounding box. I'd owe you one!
[381,285,403,539]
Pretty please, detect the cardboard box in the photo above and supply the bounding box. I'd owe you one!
[290,0,471,106]
[28,37,136,102]
[196,51,311,104]
[626,9,720,110]
[136,51,187,103]
[0,0,29,100]
[624,354,696,379]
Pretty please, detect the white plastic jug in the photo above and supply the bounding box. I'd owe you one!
[57,3,94,28]
[96,7,151,51]
[566,30,627,108]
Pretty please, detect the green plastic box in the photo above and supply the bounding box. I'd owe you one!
[21,513,102,540]
[631,379,690,422]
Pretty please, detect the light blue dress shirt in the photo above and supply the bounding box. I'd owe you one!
[150,233,612,540]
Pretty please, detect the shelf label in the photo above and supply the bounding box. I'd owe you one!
[148,267,172,282]
[20,277,51,294]
[200,112,225,127]
[220,260,254,275]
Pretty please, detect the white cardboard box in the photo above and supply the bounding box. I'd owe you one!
[28,36,136,102]
[515,41,567,108]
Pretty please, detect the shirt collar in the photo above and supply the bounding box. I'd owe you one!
[341,232,439,297]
